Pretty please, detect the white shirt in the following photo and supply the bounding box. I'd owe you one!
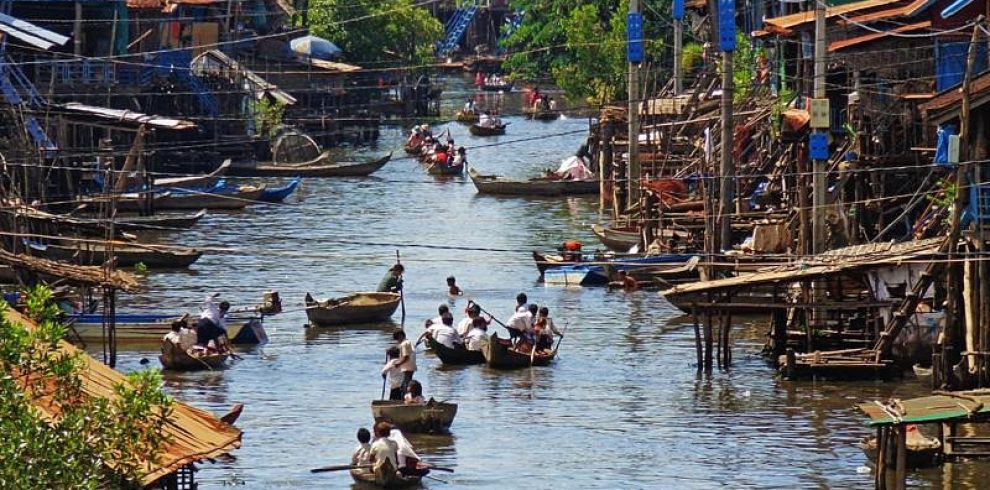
[163,331,182,345]
[456,317,474,337]
[398,339,416,372]
[352,442,372,466]
[479,114,491,126]
[465,328,486,350]
[556,156,592,181]
[381,358,403,389]
[427,324,460,349]
[200,296,225,329]
[389,429,420,468]
[507,310,534,333]
[370,437,398,469]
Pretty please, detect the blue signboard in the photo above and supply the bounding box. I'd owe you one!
[627,12,643,63]
[718,0,736,52]
[673,0,685,20]
[809,132,828,160]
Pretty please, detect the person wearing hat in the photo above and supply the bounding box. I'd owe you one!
[377,264,404,293]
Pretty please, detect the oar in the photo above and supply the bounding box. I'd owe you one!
[380,351,388,400]
[468,301,507,328]
[311,464,372,473]
[396,250,406,323]
[422,465,455,473]
[425,475,449,484]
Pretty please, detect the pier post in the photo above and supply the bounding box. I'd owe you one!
[627,0,642,207]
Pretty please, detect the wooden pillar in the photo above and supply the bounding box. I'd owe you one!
[894,425,907,490]
[693,306,703,371]
[704,302,714,372]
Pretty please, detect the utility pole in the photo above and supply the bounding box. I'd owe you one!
[812,0,827,254]
[673,0,684,94]
[627,0,643,209]
[717,0,735,254]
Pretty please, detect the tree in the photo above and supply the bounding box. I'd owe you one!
[0,286,173,489]
[307,0,443,65]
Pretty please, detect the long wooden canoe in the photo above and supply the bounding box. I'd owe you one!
[427,336,485,365]
[257,178,301,203]
[469,168,598,196]
[114,209,207,231]
[65,313,268,345]
[525,109,560,121]
[159,341,228,371]
[469,124,506,136]
[229,152,391,177]
[27,241,202,268]
[482,332,557,369]
[350,458,423,488]
[153,159,231,188]
[371,399,457,433]
[591,224,640,252]
[426,161,464,176]
[111,185,265,211]
[304,292,401,326]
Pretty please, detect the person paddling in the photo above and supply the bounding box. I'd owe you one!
[378,264,404,293]
[393,330,416,394]
[381,346,403,400]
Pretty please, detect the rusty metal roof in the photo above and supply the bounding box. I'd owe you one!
[841,0,935,23]
[57,103,197,129]
[829,21,932,52]
[3,309,241,485]
[919,70,990,125]
[764,0,903,32]
[860,391,990,426]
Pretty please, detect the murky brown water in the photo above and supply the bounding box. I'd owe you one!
[101,77,988,489]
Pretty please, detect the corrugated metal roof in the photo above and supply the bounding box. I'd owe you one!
[919,70,990,124]
[661,237,944,296]
[0,12,69,50]
[764,0,903,32]
[192,50,297,105]
[841,0,935,23]
[829,21,932,51]
[3,308,242,486]
[860,391,990,426]
[57,103,197,129]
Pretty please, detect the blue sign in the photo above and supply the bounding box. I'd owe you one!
[673,0,685,20]
[718,0,736,52]
[627,12,644,63]
[809,132,829,160]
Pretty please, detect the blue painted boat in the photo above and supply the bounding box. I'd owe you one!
[257,178,301,203]
[543,265,604,286]
[533,251,696,275]
[64,313,269,345]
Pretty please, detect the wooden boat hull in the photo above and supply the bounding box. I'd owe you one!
[469,124,506,136]
[455,111,479,123]
[532,251,695,276]
[427,162,464,176]
[543,266,608,286]
[469,168,598,196]
[114,187,265,210]
[28,242,202,268]
[428,336,485,365]
[482,333,556,369]
[371,399,457,433]
[114,209,207,231]
[305,292,401,326]
[229,152,391,177]
[525,110,560,121]
[159,341,228,371]
[258,178,301,203]
[591,224,640,252]
[65,313,268,345]
[350,459,422,488]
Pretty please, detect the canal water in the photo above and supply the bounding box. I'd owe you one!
[107,76,976,489]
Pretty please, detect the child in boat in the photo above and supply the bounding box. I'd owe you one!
[465,317,489,351]
[404,380,426,405]
[533,306,563,351]
[417,313,460,349]
[352,428,372,466]
[381,347,404,401]
[446,276,463,296]
[370,422,399,470]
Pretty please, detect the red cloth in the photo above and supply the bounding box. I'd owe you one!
[563,240,582,251]
[435,152,448,165]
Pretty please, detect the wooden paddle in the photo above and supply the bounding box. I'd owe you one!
[380,351,388,400]
[395,250,405,322]
[311,464,372,473]
[468,301,507,328]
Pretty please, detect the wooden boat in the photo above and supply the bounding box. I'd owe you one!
[229,152,391,177]
[371,398,457,433]
[532,250,695,276]
[482,333,557,369]
[591,224,640,252]
[65,313,269,345]
[480,83,513,92]
[543,265,603,286]
[426,161,464,176]
[153,159,231,188]
[114,209,207,232]
[469,123,506,136]
[455,110,479,123]
[257,178,301,203]
[427,336,484,365]
[350,458,423,488]
[112,185,265,211]
[159,341,228,371]
[27,241,202,268]
[469,168,598,196]
[404,143,422,155]
[525,109,560,121]
[304,292,401,326]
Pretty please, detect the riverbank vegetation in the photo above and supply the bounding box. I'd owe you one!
[308,0,444,65]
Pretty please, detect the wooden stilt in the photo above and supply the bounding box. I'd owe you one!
[895,425,907,490]
[692,306,702,371]
[704,309,714,372]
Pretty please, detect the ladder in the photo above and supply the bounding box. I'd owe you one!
[437,3,479,57]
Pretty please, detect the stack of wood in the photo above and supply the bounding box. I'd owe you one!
[0,248,139,292]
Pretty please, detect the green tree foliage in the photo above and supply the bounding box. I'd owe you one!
[308,0,443,64]
[502,0,666,105]
[0,286,173,489]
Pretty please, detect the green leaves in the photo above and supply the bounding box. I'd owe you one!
[308,0,443,65]
[0,286,173,488]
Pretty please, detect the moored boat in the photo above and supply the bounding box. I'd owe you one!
[114,209,207,232]
[371,398,458,433]
[468,168,598,196]
[110,184,265,211]
[350,458,423,488]
[427,336,485,365]
[152,159,232,189]
[304,292,402,326]
[482,332,557,369]
[27,241,202,268]
[257,178,302,203]
[543,265,604,286]
[159,341,228,371]
[64,313,269,345]
[229,152,391,178]
[591,224,640,252]
[532,250,695,276]
[468,123,506,136]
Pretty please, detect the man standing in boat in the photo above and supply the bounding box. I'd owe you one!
[196,294,230,352]
[393,330,416,394]
[377,264,404,293]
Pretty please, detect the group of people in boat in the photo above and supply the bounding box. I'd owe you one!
[381,329,424,401]
[474,72,508,88]
[405,125,468,173]
[504,292,563,354]
[416,302,490,352]
[477,111,503,129]
[351,422,430,478]
[162,294,232,355]
[528,87,556,113]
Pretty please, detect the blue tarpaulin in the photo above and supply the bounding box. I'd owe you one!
[934,124,956,167]
[936,40,987,91]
